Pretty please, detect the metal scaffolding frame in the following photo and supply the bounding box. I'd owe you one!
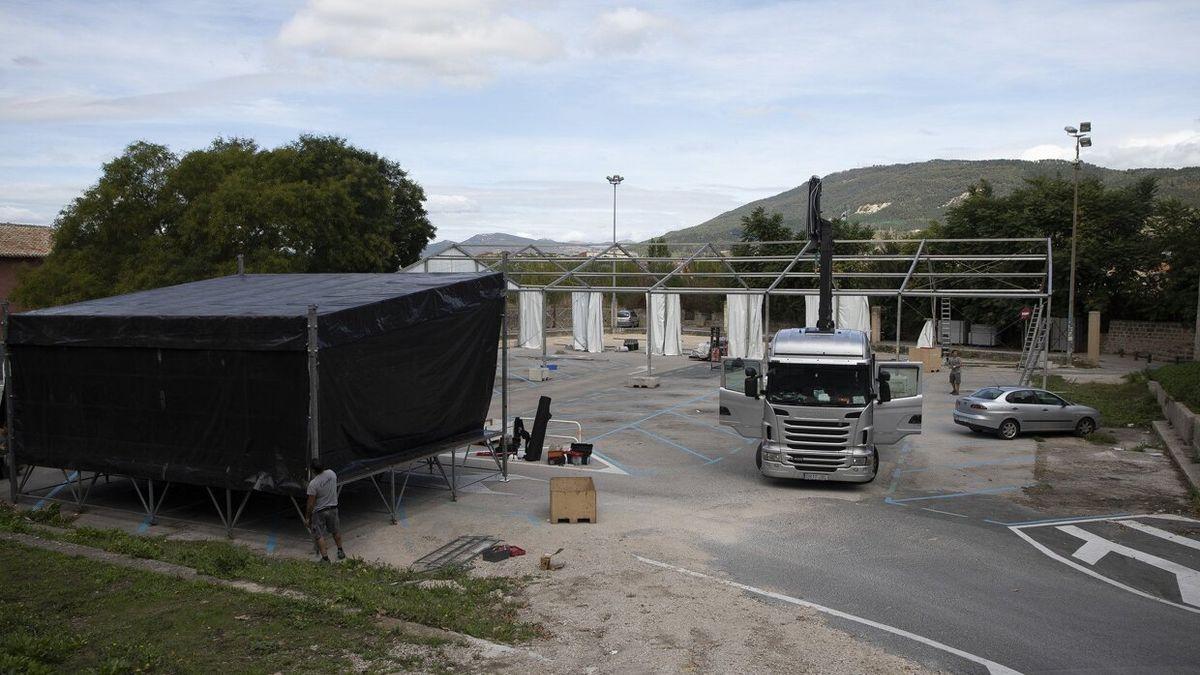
[408,237,1053,383]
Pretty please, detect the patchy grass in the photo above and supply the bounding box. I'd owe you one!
[0,504,538,644]
[1086,430,1120,446]
[1047,373,1161,430]
[1149,362,1200,411]
[0,541,435,673]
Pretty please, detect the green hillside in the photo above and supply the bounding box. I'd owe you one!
[662,159,1200,242]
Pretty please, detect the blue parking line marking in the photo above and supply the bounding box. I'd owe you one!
[590,450,634,475]
[633,426,716,463]
[665,410,745,438]
[898,455,1036,474]
[885,485,1023,504]
[33,471,78,510]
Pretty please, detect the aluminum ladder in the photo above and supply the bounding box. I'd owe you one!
[937,297,953,347]
[1017,300,1048,386]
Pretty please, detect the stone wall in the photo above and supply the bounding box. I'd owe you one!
[1149,380,1200,458]
[1102,320,1196,361]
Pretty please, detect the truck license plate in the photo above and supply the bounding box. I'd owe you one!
[801,473,830,481]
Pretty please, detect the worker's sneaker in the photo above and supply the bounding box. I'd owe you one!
[320,556,331,564]
[336,548,346,560]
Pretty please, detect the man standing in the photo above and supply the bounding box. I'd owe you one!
[947,349,964,395]
[305,460,345,563]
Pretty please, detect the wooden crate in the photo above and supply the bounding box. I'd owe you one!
[549,477,597,524]
[907,346,943,373]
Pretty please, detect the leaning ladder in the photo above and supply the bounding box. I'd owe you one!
[937,297,953,347]
[1017,300,1048,386]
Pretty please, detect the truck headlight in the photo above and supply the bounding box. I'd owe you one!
[850,455,871,466]
[762,451,783,463]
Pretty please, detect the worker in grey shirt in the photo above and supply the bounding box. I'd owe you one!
[305,460,345,562]
[947,349,964,395]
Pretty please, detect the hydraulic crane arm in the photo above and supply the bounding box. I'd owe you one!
[806,176,835,333]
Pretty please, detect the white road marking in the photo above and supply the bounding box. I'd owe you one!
[1058,525,1200,606]
[1117,520,1200,552]
[634,554,1021,675]
[1010,514,1200,616]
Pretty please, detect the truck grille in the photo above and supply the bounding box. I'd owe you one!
[782,418,851,471]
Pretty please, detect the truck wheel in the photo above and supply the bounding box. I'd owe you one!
[755,444,763,470]
[1075,417,1096,436]
[998,419,1020,440]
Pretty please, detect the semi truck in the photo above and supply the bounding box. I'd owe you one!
[718,177,924,482]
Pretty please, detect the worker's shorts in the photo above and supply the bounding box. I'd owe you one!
[312,507,340,539]
[949,371,962,385]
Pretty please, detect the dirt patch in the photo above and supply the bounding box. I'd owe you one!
[458,543,933,674]
[1019,428,1192,516]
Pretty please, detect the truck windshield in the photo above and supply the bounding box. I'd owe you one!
[767,363,871,407]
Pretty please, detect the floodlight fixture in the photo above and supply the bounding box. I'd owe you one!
[1079,137,1092,147]
[607,175,624,186]
[1064,126,1078,134]
[1079,122,1091,133]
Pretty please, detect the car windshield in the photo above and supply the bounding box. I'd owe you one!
[766,363,870,407]
[971,388,1004,400]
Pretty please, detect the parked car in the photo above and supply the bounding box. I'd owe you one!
[953,386,1101,440]
[616,309,639,329]
[689,337,728,360]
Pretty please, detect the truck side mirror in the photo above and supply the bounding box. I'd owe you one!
[744,367,759,399]
[878,380,892,403]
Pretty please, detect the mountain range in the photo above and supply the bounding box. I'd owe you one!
[660,159,1200,242]
[421,232,629,258]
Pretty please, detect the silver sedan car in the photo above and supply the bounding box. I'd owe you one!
[953,386,1102,440]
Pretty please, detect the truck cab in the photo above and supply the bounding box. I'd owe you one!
[719,328,922,483]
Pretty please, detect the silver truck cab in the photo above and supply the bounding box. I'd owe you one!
[719,328,923,483]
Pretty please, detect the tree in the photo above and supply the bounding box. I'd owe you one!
[15,135,435,308]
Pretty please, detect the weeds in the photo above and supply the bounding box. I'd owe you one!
[1086,431,1120,446]
[1047,373,1160,430]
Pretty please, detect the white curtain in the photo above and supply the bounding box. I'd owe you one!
[649,293,682,356]
[571,291,605,353]
[916,319,935,348]
[838,296,871,333]
[726,294,764,359]
[518,291,543,349]
[805,295,871,332]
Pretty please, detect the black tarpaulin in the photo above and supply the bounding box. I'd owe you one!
[7,273,504,494]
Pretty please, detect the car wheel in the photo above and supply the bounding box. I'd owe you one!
[997,419,1020,440]
[1075,417,1096,436]
[755,444,763,470]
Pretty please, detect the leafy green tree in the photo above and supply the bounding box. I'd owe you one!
[16,136,435,308]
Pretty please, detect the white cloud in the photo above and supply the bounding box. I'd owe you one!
[591,7,669,51]
[426,194,480,214]
[0,204,40,223]
[1020,144,1074,162]
[1020,130,1200,169]
[277,0,562,82]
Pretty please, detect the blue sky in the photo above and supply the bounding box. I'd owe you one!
[2,0,1198,242]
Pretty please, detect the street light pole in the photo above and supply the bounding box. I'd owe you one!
[607,174,624,332]
[1064,122,1091,360]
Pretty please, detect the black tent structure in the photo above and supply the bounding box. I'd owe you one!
[2,272,508,535]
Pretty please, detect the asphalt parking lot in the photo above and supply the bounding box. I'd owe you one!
[14,342,1200,673]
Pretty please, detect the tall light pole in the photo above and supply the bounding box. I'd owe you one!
[607,174,624,331]
[1064,122,1092,359]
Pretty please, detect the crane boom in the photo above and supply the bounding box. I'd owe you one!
[806,176,835,333]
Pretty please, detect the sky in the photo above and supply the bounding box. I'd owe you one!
[1,0,1198,243]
